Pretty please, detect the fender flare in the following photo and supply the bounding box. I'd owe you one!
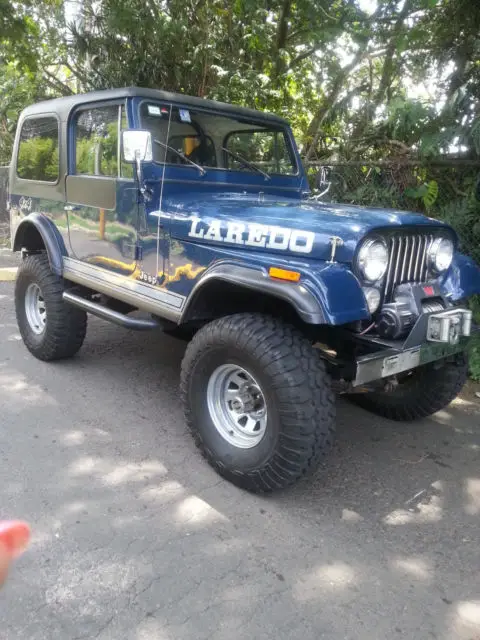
[180,263,326,324]
[12,212,67,276]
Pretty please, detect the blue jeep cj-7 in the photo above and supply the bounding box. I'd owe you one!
[5,87,480,492]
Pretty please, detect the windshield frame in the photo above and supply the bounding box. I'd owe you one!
[136,98,300,179]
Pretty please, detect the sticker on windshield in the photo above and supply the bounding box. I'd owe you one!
[147,105,161,116]
[179,109,191,123]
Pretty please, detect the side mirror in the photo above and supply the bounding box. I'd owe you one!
[122,130,153,163]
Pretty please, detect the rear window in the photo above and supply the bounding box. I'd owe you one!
[17,116,59,182]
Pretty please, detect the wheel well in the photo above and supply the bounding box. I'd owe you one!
[13,223,46,253]
[182,279,313,331]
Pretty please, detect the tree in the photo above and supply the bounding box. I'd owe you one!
[1,0,480,164]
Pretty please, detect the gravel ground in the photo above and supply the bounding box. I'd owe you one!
[0,279,479,640]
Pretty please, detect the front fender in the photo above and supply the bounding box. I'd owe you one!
[440,252,480,301]
[181,260,370,325]
[12,212,67,276]
[304,262,370,324]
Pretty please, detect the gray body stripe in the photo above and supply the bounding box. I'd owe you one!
[62,257,185,322]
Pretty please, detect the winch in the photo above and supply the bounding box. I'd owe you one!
[376,301,416,340]
[375,282,446,340]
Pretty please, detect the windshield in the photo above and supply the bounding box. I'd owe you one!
[139,102,297,176]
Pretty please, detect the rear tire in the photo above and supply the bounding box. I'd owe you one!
[180,313,336,493]
[15,254,87,361]
[349,354,468,421]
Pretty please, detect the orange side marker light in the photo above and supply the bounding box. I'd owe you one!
[268,267,301,282]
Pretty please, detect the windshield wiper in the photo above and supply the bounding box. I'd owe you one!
[153,139,206,175]
[222,147,271,181]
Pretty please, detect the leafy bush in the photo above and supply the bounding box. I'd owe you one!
[436,197,480,266]
[435,196,480,381]
[469,334,480,381]
[468,295,480,381]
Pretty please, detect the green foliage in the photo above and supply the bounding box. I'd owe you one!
[1,0,480,165]
[0,0,40,70]
[404,180,439,208]
[468,333,480,381]
[436,198,480,266]
[467,296,480,381]
[0,63,49,165]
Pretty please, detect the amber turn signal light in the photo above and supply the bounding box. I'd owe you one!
[268,267,301,282]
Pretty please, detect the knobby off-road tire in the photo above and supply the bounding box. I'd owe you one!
[180,313,336,493]
[349,354,468,421]
[15,254,87,361]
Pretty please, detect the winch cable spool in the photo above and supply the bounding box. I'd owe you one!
[422,299,445,314]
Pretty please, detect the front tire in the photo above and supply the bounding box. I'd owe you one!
[15,254,87,361]
[180,313,336,493]
[349,354,468,421]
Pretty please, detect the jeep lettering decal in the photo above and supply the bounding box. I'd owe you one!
[188,218,314,254]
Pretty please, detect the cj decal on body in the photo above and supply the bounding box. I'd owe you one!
[188,218,315,254]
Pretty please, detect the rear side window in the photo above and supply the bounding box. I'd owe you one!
[17,117,59,182]
[75,105,120,177]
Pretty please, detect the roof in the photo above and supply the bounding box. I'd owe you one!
[20,86,289,125]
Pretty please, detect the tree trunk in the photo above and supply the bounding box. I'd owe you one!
[274,0,292,78]
[303,51,364,161]
[348,0,414,146]
[372,0,413,108]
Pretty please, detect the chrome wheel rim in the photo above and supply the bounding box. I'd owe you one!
[207,364,268,449]
[25,283,47,335]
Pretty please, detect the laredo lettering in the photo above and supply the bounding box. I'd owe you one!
[224,222,245,244]
[203,219,223,242]
[188,218,314,255]
[188,218,205,239]
[245,223,268,248]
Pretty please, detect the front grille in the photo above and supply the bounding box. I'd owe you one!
[384,232,439,301]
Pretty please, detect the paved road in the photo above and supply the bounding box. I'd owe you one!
[0,247,20,268]
[0,279,479,640]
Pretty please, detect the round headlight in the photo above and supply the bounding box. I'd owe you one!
[357,239,389,282]
[428,238,454,273]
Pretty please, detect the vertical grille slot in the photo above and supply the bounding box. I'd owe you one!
[383,231,438,301]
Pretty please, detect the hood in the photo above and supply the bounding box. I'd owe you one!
[164,191,451,262]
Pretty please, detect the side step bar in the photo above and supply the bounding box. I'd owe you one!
[63,291,161,331]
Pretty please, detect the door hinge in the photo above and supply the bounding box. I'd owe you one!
[135,245,143,261]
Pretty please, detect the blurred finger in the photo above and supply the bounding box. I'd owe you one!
[0,543,11,586]
[0,521,30,558]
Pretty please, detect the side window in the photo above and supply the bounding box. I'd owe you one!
[225,130,295,175]
[75,105,120,177]
[17,116,59,182]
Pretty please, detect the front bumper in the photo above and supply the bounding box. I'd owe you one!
[353,307,473,387]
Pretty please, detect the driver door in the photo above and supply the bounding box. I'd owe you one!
[65,102,139,276]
